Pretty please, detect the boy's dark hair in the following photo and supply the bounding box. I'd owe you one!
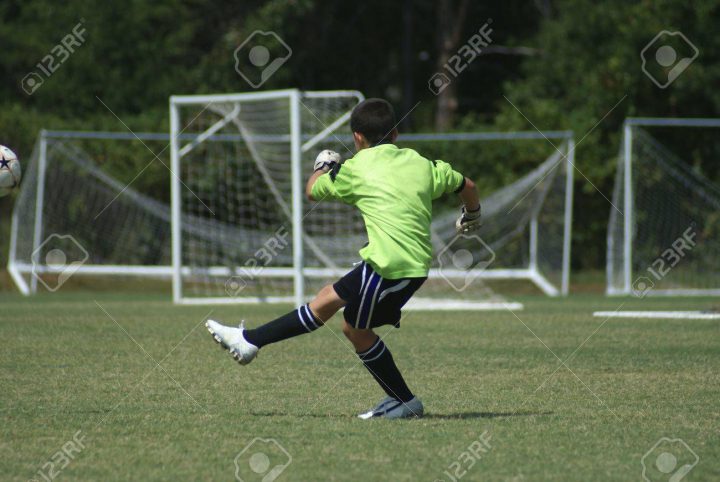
[350,98,397,146]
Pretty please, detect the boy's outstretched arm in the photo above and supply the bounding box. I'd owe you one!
[456,176,482,233]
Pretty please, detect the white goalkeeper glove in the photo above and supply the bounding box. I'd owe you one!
[456,205,482,233]
[314,149,342,172]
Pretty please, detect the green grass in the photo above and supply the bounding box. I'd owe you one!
[1,292,718,481]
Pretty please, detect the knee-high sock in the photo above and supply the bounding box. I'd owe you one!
[243,304,321,348]
[357,337,414,403]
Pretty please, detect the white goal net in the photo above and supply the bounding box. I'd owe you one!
[8,130,174,294]
[7,92,574,307]
[607,118,720,296]
[170,89,574,308]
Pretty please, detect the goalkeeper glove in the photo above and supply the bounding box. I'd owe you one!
[314,149,342,172]
[456,205,482,233]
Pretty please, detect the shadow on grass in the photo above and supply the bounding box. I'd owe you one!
[248,411,552,419]
[424,411,553,420]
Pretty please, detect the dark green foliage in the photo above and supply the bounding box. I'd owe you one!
[1,0,718,271]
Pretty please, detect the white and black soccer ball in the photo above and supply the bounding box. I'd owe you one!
[0,145,21,197]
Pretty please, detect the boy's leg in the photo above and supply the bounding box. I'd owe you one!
[342,321,415,404]
[243,284,346,348]
[206,284,346,364]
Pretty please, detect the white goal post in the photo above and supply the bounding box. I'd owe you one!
[607,117,720,296]
[7,129,176,295]
[6,91,575,306]
[170,89,575,307]
[169,89,363,306]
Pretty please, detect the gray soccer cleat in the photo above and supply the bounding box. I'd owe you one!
[205,319,259,365]
[358,395,424,420]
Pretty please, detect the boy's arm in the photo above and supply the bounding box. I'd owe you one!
[455,176,482,233]
[306,149,343,202]
[458,177,480,211]
[305,169,325,201]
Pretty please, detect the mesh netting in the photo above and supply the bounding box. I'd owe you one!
[608,127,720,294]
[11,92,572,305]
[10,135,174,293]
[174,92,365,300]
[174,92,571,304]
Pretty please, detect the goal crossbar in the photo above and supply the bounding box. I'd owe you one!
[9,102,574,308]
[608,117,720,296]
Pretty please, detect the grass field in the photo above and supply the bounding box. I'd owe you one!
[1,292,718,481]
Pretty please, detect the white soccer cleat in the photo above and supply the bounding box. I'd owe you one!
[205,319,259,365]
[358,395,424,420]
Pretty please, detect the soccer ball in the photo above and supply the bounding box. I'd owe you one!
[0,145,21,197]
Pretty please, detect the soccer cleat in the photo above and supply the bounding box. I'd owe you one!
[205,319,259,365]
[358,395,424,420]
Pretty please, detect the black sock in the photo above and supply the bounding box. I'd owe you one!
[357,338,414,403]
[243,304,321,348]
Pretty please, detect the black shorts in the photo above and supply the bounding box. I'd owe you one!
[332,262,426,329]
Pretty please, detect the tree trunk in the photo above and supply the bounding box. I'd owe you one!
[434,0,468,131]
[401,0,414,131]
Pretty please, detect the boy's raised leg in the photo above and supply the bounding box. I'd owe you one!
[243,284,345,347]
[205,284,346,365]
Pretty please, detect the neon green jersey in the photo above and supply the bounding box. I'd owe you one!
[311,143,465,279]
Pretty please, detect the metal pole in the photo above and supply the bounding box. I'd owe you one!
[30,130,48,294]
[290,90,305,306]
[169,101,183,303]
[562,138,575,296]
[622,123,633,293]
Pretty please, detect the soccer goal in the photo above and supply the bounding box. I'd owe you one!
[170,89,574,307]
[7,130,175,295]
[607,118,720,296]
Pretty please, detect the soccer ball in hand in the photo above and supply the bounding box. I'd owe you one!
[0,145,21,198]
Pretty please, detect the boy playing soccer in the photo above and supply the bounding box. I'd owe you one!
[206,98,481,419]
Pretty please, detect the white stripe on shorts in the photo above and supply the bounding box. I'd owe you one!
[378,279,411,303]
[364,276,384,329]
[359,262,368,294]
[355,272,379,328]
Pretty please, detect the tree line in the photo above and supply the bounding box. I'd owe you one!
[1,0,718,272]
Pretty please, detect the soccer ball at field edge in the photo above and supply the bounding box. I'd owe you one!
[0,145,21,198]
